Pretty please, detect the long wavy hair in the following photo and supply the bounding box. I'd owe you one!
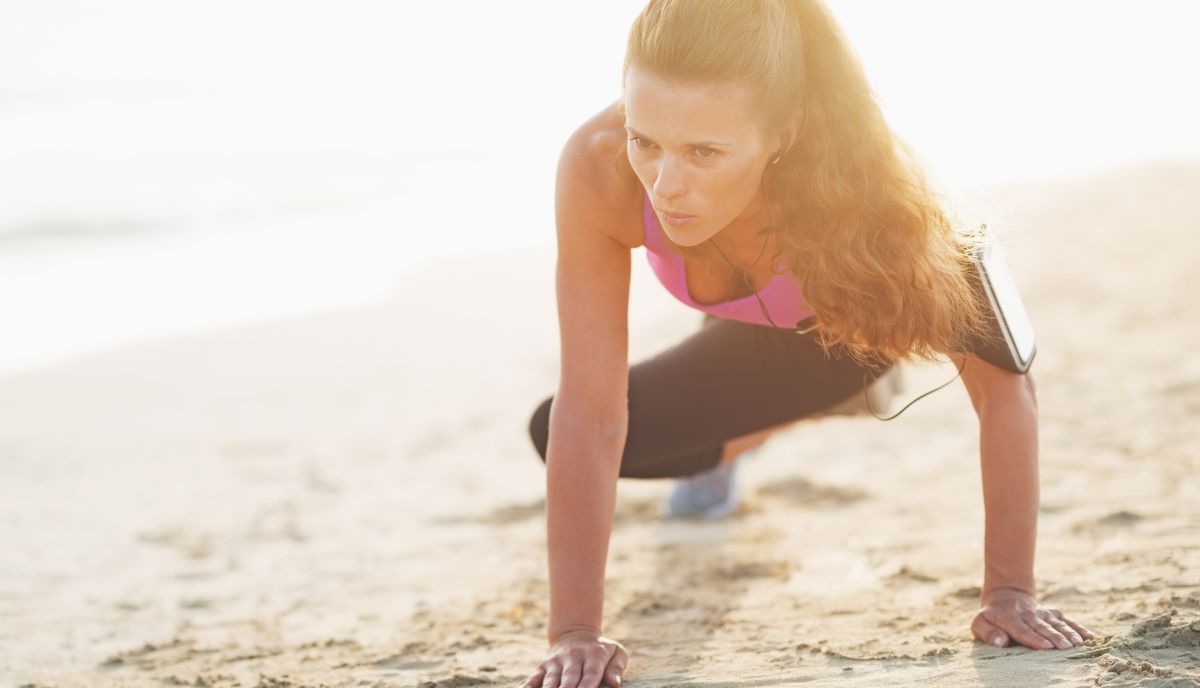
[624,0,992,366]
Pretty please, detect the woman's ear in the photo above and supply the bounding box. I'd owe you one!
[789,108,805,143]
[776,109,805,156]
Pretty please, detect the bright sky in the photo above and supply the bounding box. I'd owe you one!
[1,1,1198,376]
[2,1,1197,196]
[832,1,1200,192]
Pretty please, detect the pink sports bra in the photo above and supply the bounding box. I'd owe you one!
[642,193,814,329]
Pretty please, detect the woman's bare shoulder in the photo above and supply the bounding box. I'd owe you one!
[557,99,645,250]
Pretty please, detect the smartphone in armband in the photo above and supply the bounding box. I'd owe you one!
[968,226,1037,374]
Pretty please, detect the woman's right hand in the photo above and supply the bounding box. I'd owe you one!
[520,629,630,688]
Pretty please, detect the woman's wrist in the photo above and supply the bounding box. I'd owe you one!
[548,623,603,646]
[981,582,1036,604]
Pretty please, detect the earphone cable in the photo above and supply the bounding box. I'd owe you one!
[707,178,965,421]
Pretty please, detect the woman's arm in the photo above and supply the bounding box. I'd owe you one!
[962,354,1039,600]
[959,355,1095,650]
[522,113,635,688]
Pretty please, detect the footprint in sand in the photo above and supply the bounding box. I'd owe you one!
[135,526,217,560]
[885,565,939,584]
[1071,509,1145,534]
[373,654,442,671]
[1163,592,1200,610]
[1098,510,1145,526]
[255,675,330,688]
[944,586,982,601]
[100,637,195,670]
[1040,584,1088,602]
[435,496,665,528]
[756,476,868,508]
[430,499,544,526]
[1086,609,1200,685]
[612,497,665,526]
[617,591,693,618]
[713,559,793,582]
[476,499,545,525]
[418,675,496,688]
[1159,377,1200,399]
[1124,611,1200,649]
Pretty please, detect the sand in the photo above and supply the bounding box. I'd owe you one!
[1,161,1198,687]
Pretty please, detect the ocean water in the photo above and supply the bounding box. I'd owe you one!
[0,1,644,376]
[2,1,1197,378]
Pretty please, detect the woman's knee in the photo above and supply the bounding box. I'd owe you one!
[526,392,727,479]
[528,396,553,462]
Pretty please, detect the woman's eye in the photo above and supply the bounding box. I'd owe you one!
[693,147,718,160]
[629,136,654,150]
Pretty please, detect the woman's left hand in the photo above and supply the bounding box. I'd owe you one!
[971,588,1096,650]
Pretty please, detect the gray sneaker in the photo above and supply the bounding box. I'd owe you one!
[662,449,753,520]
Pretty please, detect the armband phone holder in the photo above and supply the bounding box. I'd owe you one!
[967,225,1037,374]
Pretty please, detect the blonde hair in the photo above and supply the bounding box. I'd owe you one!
[624,0,991,366]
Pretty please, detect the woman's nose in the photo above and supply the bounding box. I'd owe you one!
[652,157,688,200]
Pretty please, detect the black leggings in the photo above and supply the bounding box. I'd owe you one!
[527,315,890,479]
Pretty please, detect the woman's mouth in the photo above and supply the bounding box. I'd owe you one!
[659,210,696,227]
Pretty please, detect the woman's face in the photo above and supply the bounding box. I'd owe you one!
[623,66,777,247]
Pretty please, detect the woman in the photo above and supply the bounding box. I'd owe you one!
[522,1,1094,686]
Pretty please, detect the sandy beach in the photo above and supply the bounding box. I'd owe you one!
[2,161,1198,687]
